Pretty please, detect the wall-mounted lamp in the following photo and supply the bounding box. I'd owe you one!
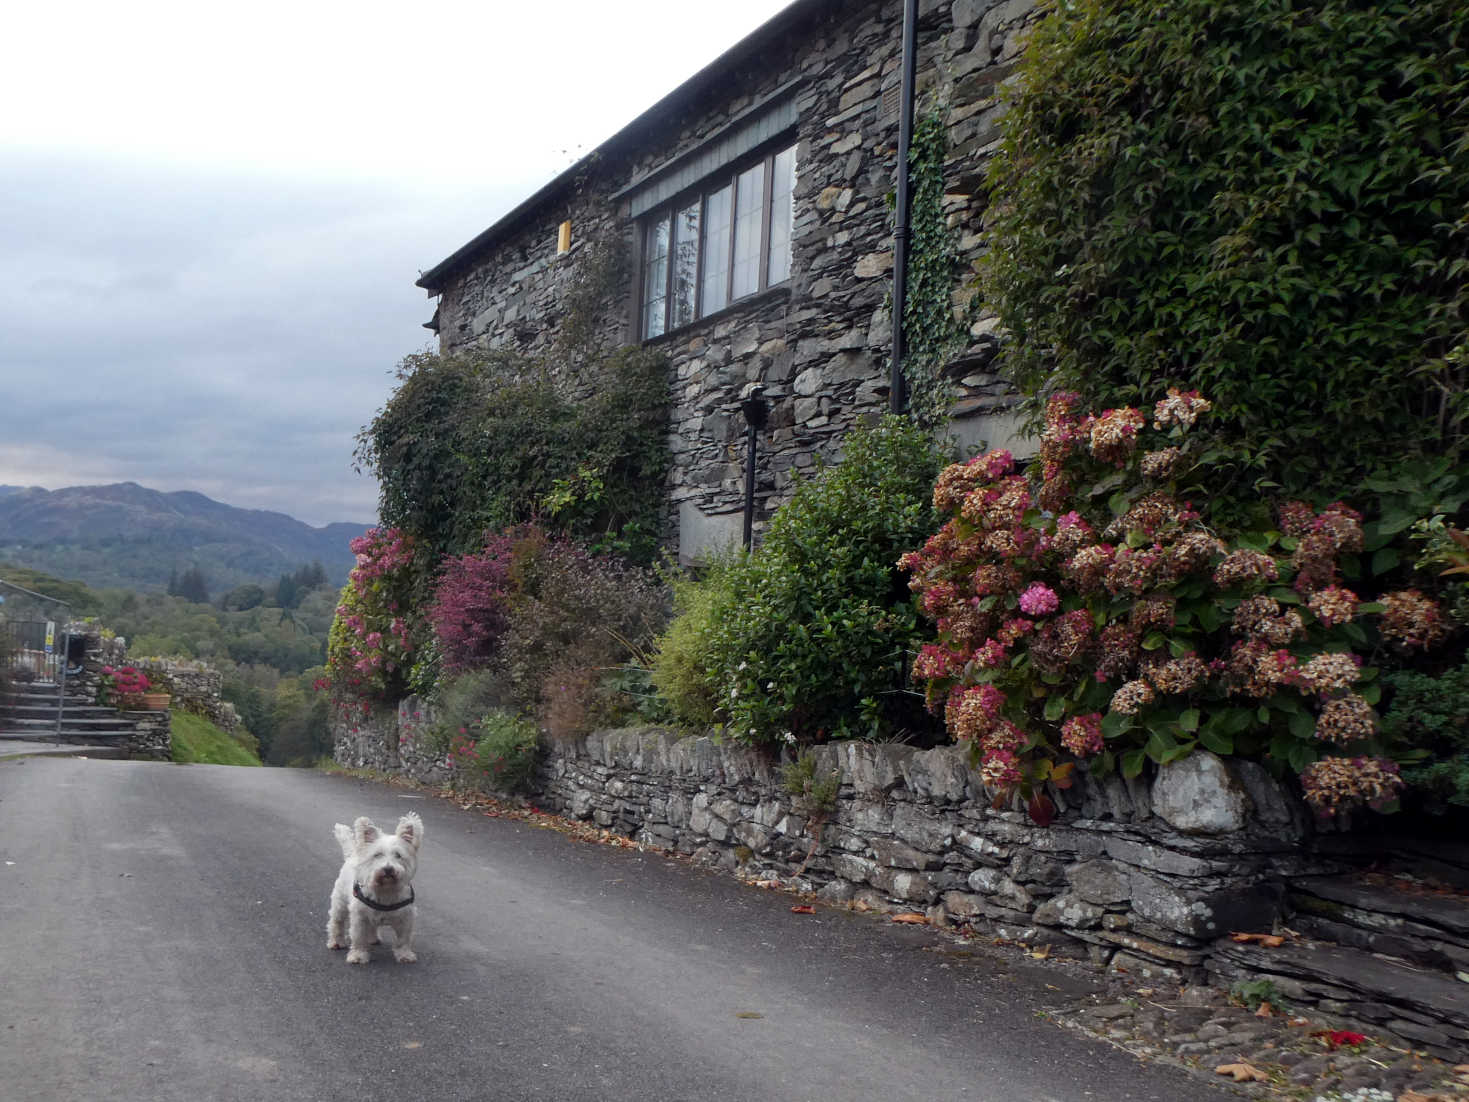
[556,220,573,256]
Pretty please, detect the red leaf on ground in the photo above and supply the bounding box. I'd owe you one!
[790,904,816,914]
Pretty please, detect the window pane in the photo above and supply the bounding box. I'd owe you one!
[731,161,765,300]
[641,215,669,339]
[700,183,732,316]
[671,200,700,329]
[766,144,796,286]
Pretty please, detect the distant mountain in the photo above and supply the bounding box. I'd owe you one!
[0,482,366,594]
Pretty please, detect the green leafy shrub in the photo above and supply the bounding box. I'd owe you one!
[983,0,1469,501]
[901,387,1461,823]
[1381,659,1469,813]
[448,710,540,795]
[650,553,742,729]
[411,667,512,758]
[702,416,948,746]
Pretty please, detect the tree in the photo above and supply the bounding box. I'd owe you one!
[174,565,210,605]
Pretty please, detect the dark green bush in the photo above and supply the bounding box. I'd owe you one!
[699,416,948,746]
[355,345,670,565]
[1382,658,1469,813]
[983,0,1469,501]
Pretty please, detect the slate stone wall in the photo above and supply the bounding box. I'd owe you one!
[429,0,1042,557]
[332,697,1325,982]
[531,730,1321,982]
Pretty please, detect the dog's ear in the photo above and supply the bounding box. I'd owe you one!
[353,817,380,848]
[396,813,424,852]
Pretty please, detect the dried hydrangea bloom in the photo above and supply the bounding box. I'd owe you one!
[1061,713,1104,757]
[912,643,965,681]
[1095,623,1140,682]
[1064,543,1116,591]
[1299,651,1361,695]
[1161,530,1226,579]
[935,602,993,651]
[1232,595,1304,645]
[1379,588,1449,649]
[1152,387,1212,430]
[1087,406,1145,465]
[981,718,1027,758]
[1109,678,1155,714]
[1307,585,1360,628]
[1130,595,1176,633]
[979,748,1023,789]
[1277,500,1316,538]
[1147,653,1208,695]
[949,684,1006,742]
[1300,756,1402,817]
[1035,473,1073,515]
[1050,512,1094,557]
[1104,546,1161,595]
[1212,548,1280,588]
[1226,640,1302,697]
[1232,594,1282,635]
[972,563,1021,597]
[920,580,961,619]
[1139,446,1185,481]
[1030,610,1094,672]
[1315,693,1376,744]
[932,459,991,513]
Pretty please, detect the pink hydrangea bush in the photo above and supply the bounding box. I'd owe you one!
[901,387,1453,824]
[327,527,417,706]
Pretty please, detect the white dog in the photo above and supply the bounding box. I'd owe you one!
[326,813,423,964]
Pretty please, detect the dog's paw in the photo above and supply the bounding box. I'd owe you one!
[327,938,347,950]
[393,948,418,964]
[345,949,371,965]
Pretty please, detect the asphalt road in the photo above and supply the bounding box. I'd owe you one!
[0,757,1241,1102]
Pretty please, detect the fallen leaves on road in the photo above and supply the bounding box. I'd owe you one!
[1310,1029,1368,1050]
[1254,1001,1275,1018]
[1215,1063,1271,1083]
[1229,931,1286,947]
[753,879,782,890]
[1030,945,1052,960]
[734,1012,764,1020]
[891,912,929,925]
[790,904,816,914]
[1400,1092,1459,1102]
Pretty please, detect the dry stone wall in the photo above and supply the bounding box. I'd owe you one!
[332,699,1326,983]
[429,0,1042,557]
[534,729,1321,983]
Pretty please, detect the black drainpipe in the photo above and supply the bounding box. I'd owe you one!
[889,0,919,415]
[740,384,769,549]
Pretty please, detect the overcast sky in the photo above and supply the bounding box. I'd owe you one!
[0,0,793,528]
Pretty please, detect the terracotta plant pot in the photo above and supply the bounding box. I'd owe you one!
[141,692,171,711]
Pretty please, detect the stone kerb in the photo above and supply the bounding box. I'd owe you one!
[536,731,1318,982]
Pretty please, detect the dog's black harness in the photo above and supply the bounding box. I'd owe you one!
[353,883,415,912]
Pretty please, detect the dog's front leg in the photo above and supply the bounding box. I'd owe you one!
[392,915,417,964]
[346,911,376,965]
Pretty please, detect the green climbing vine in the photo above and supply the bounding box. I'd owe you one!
[901,107,966,430]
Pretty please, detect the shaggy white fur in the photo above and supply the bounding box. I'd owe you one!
[326,813,424,965]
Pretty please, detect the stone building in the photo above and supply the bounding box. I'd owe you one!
[416,0,1037,558]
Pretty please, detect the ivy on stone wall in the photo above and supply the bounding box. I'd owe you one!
[354,344,670,568]
[901,107,967,430]
[981,0,1469,501]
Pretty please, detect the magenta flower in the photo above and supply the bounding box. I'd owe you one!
[1018,583,1060,616]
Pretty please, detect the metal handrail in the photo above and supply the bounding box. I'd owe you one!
[0,578,73,738]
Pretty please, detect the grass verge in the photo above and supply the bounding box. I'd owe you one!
[170,711,262,766]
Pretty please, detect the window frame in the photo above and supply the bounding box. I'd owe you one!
[637,139,797,342]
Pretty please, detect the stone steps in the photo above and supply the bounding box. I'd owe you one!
[0,686,138,743]
[1207,937,1469,1060]
[1290,874,1469,979]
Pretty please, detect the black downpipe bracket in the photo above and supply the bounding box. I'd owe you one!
[889,0,919,415]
